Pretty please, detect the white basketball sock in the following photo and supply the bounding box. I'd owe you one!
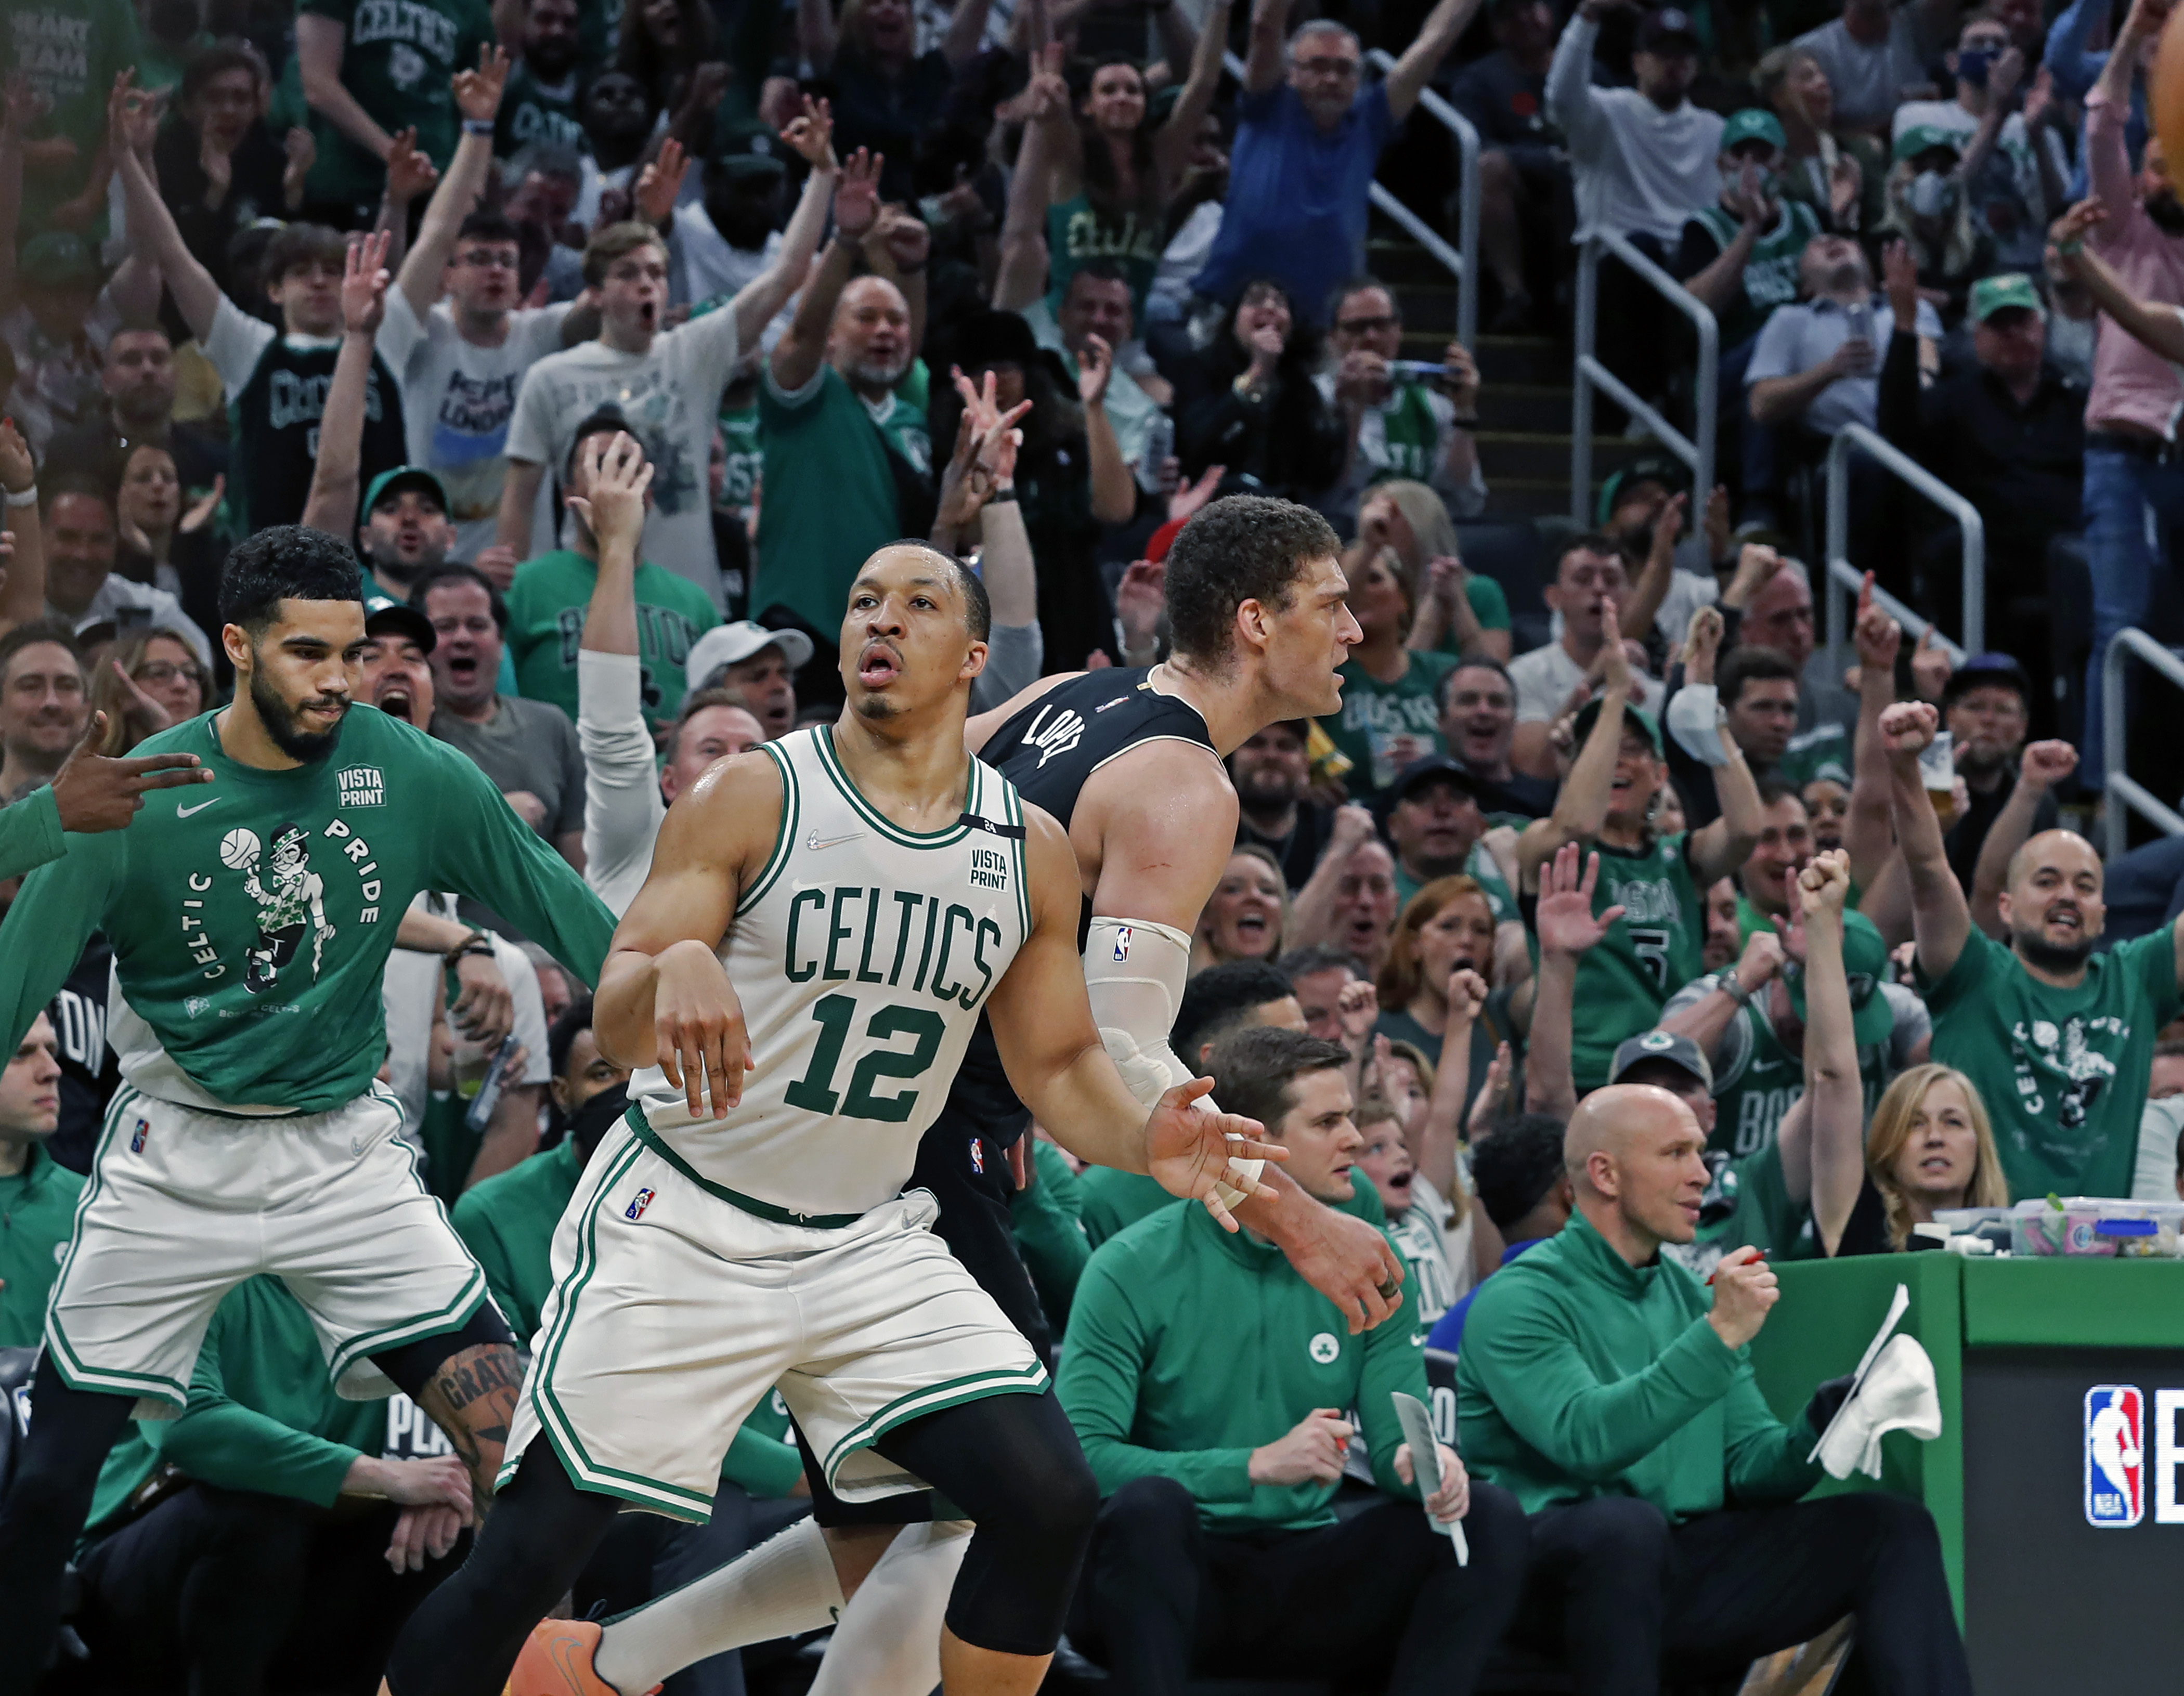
[807,1519,973,1696]
[592,1515,845,1695]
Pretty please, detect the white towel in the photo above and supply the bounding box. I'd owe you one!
[1813,1334,1943,1480]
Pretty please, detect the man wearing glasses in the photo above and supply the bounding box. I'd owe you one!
[379,52,581,581]
[1320,276,1487,526]
[1190,0,1480,327]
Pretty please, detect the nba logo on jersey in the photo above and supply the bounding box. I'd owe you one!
[128,1117,150,1154]
[626,1188,657,1222]
[968,1138,984,1175]
[1112,927,1133,962]
[2085,1385,2145,1527]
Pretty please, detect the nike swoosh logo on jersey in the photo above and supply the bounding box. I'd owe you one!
[177,798,221,818]
[1410,1331,1429,1347]
[805,830,866,852]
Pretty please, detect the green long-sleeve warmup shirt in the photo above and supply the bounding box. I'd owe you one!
[451,1138,803,1498]
[1455,1210,1823,1519]
[0,789,64,885]
[85,1275,385,1538]
[0,708,616,1113]
[0,1142,85,1348]
[1058,1199,1427,1535]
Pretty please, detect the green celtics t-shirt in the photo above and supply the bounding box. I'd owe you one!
[1394,839,1517,922]
[1570,832,1707,1092]
[1696,1141,1826,1261]
[1045,194,1162,321]
[1328,650,1459,800]
[2,0,142,227]
[1921,927,2181,1201]
[753,362,930,638]
[1426,575,1512,661]
[494,60,589,156]
[716,395,762,523]
[1684,201,1822,350]
[506,550,721,729]
[0,708,615,1116]
[300,0,495,208]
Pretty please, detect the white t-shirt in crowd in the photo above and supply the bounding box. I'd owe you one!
[378,293,576,562]
[1507,636,1667,724]
[1790,13,1931,133]
[504,307,744,608]
[381,892,550,1151]
[1547,16,1723,244]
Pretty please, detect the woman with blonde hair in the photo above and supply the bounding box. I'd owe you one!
[1864,1063,2009,1250]
[1350,479,1512,665]
[89,631,211,755]
[1190,844,1290,974]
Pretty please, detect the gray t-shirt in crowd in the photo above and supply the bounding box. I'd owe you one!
[429,694,587,843]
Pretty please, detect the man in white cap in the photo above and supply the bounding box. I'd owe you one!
[683,620,814,741]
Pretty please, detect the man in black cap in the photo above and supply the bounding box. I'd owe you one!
[1547,0,1723,416]
[1938,652,2050,893]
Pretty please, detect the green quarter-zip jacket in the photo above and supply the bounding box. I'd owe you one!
[0,1142,85,1348]
[1058,1196,1428,1534]
[1455,1210,1823,1518]
[0,707,616,1114]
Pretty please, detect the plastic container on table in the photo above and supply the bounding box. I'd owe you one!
[2009,1198,2184,1258]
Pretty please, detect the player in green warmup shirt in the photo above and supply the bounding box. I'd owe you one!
[1516,620,1761,1093]
[0,528,618,1674]
[1060,1024,1527,1691]
[1885,700,2184,1199]
[0,1016,80,1349]
[504,416,721,730]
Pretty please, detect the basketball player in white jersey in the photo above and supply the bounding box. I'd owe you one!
[507,495,1408,1696]
[379,542,1288,1696]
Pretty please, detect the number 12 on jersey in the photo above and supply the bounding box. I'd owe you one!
[783,994,947,1122]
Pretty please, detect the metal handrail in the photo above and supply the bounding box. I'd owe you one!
[1365,48,1479,349]
[1570,230,1716,523]
[1819,424,1983,679]
[1217,48,1480,346]
[2102,629,2184,859]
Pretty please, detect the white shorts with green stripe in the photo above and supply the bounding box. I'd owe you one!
[47,1083,491,1416]
[504,1117,1049,1521]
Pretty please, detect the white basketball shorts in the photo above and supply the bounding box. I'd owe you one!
[504,1117,1048,1521]
[46,1082,492,1414]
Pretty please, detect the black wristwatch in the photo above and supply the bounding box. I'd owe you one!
[444,929,496,967]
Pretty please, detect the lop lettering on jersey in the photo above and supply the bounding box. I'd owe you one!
[782,884,1005,1013]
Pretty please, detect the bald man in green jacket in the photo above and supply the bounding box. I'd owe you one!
[1457,1084,1971,1695]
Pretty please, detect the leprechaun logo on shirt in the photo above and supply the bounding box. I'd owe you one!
[227,823,334,995]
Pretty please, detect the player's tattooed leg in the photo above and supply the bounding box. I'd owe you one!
[416,1341,522,1508]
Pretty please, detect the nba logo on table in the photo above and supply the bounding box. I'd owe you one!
[2085,1385,2145,1528]
[128,1117,150,1155]
[625,1188,656,1222]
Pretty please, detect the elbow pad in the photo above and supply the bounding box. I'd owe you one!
[1666,684,1733,766]
[1081,916,1264,1206]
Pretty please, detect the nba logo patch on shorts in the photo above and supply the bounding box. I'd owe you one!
[2085,1385,2145,1528]
[626,1188,656,1222]
[128,1117,150,1154]
[968,1137,984,1175]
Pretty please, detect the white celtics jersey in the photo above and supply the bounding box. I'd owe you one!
[629,726,1032,1221]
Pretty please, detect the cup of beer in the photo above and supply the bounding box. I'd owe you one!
[1919,729,1957,828]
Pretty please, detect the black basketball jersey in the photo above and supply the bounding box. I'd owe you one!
[945,669,1218,1142]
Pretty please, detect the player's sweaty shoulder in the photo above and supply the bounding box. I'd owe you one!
[1078,734,1235,838]
[659,746,785,878]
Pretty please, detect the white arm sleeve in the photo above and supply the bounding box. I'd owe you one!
[578,650,668,918]
[1081,916,1264,1204]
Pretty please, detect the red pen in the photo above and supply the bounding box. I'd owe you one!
[1707,1249,1767,1287]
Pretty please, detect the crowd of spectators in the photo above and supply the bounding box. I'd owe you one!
[5,0,2184,1684]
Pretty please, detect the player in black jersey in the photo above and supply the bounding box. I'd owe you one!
[508,496,1407,1696]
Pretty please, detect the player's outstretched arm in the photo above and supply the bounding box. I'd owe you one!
[594,751,781,1117]
[987,809,1288,1229]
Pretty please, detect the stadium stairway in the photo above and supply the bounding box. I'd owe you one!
[1369,223,1652,524]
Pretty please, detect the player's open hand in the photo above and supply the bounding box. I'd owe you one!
[1394,1441,1471,1522]
[654,938,753,1118]
[1143,1075,1286,1231]
[49,712,211,833]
